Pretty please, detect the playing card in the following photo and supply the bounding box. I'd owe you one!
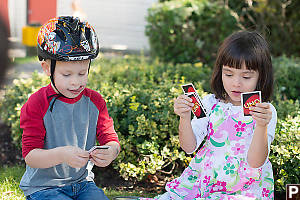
[241,91,262,116]
[181,83,207,115]
[187,92,207,118]
[181,83,197,94]
[88,145,110,153]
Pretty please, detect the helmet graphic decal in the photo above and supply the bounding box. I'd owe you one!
[37,16,99,61]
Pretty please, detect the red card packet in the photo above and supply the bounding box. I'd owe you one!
[187,92,207,118]
[241,91,262,116]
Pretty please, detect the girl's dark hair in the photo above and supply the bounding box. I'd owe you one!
[211,31,273,102]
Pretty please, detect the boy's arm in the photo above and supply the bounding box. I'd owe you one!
[105,141,120,159]
[89,92,120,167]
[25,146,89,169]
[89,141,120,167]
[93,93,120,147]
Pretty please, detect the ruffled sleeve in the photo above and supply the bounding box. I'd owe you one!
[189,94,217,154]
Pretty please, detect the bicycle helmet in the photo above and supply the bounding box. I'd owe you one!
[37,16,99,61]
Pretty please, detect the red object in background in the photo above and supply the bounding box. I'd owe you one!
[0,0,10,35]
[27,0,57,25]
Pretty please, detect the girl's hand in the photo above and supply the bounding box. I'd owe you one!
[89,146,117,167]
[174,95,194,119]
[249,103,272,127]
[61,146,89,168]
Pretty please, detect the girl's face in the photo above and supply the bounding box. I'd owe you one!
[222,63,259,106]
[42,60,90,98]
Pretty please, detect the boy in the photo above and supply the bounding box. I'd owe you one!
[19,16,120,200]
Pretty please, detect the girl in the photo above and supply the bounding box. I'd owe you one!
[142,31,277,200]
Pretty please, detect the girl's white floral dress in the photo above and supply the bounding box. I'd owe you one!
[141,94,277,200]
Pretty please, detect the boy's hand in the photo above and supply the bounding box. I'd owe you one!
[61,146,89,168]
[89,145,119,167]
[249,103,272,127]
[174,95,194,119]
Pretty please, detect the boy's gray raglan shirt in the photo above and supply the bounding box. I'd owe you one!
[19,84,119,196]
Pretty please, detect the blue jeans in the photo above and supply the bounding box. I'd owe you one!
[26,181,109,200]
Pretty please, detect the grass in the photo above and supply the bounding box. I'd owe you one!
[11,56,39,65]
[0,165,157,199]
[0,165,25,200]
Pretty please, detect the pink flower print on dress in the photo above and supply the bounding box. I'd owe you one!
[204,160,213,170]
[185,168,194,176]
[166,179,180,190]
[238,161,261,182]
[231,143,245,155]
[245,192,256,198]
[234,121,246,137]
[203,176,211,186]
[245,178,255,185]
[262,188,270,197]
[208,122,214,140]
[226,156,234,163]
[211,181,227,192]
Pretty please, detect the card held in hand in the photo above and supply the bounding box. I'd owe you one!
[181,83,197,94]
[241,91,262,116]
[187,92,206,118]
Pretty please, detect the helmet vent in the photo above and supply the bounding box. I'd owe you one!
[85,27,91,41]
[54,29,66,42]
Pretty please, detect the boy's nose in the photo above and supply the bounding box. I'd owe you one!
[70,77,79,86]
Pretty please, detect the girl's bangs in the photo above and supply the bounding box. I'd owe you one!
[222,50,260,71]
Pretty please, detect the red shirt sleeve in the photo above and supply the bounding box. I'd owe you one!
[87,89,119,145]
[20,89,48,158]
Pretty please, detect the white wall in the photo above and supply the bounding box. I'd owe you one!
[57,0,158,51]
[8,0,27,39]
[8,0,157,51]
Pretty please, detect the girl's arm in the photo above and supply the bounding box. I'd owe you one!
[247,125,268,168]
[179,117,197,153]
[247,103,274,168]
[174,95,197,153]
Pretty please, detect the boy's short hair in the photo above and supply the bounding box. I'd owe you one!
[211,31,274,102]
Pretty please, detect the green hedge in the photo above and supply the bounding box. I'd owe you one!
[224,0,300,58]
[0,55,299,193]
[273,55,300,102]
[146,0,300,64]
[270,113,300,192]
[145,0,239,64]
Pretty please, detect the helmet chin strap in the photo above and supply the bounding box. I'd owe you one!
[50,59,68,98]
[48,59,68,112]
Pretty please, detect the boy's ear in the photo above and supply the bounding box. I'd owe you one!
[41,60,51,76]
